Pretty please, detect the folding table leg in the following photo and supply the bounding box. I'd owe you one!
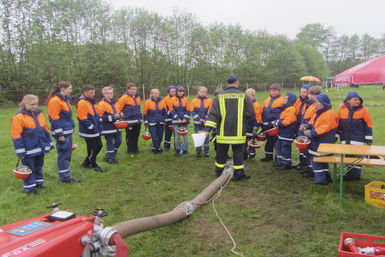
[340,154,344,204]
[333,163,337,189]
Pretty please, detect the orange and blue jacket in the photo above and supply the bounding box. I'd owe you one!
[116,92,142,125]
[275,92,297,140]
[301,103,316,125]
[190,96,212,125]
[76,95,102,138]
[97,98,120,135]
[47,93,75,138]
[143,97,167,126]
[170,96,190,124]
[163,94,174,123]
[262,94,285,128]
[337,104,373,145]
[294,96,313,125]
[246,99,262,136]
[307,107,337,156]
[11,109,53,158]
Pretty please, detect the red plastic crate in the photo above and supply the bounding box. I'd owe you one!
[339,232,385,257]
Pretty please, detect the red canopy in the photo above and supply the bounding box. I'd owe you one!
[334,55,385,84]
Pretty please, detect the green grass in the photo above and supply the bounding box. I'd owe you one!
[1,85,385,256]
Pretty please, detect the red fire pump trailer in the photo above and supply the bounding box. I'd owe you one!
[0,162,234,257]
[0,203,128,257]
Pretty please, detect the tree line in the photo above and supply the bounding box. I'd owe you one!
[0,0,384,103]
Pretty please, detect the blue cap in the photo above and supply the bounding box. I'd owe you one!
[344,91,363,104]
[286,92,297,107]
[168,85,176,93]
[301,84,311,91]
[226,76,238,84]
[315,93,332,108]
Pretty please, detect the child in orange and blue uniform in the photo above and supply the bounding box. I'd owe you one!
[163,86,176,151]
[273,92,297,170]
[243,88,262,161]
[336,91,373,180]
[190,86,212,157]
[170,86,190,156]
[293,84,312,171]
[298,86,321,177]
[11,95,54,194]
[144,89,167,154]
[97,86,122,164]
[301,94,337,185]
[117,83,142,155]
[77,85,106,173]
[261,83,285,162]
[47,81,80,184]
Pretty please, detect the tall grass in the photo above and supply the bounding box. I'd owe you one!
[1,85,385,256]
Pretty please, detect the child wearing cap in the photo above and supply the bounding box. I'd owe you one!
[261,83,285,162]
[336,91,373,180]
[273,92,297,170]
[190,86,212,157]
[143,89,167,154]
[300,93,337,185]
[244,88,262,161]
[170,86,190,156]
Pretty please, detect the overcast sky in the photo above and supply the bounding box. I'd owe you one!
[109,0,385,39]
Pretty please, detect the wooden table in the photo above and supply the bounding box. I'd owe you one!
[314,143,385,204]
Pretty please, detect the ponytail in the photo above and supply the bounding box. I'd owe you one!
[47,81,72,100]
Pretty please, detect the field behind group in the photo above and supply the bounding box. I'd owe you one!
[1,86,385,257]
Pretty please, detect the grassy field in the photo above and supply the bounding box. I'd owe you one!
[1,86,385,257]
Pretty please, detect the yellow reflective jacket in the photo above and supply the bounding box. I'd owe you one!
[204,87,254,144]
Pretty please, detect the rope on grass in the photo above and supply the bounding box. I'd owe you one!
[194,172,244,256]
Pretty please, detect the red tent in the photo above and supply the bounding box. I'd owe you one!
[334,55,385,84]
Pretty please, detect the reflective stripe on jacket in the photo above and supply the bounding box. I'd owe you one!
[97,98,120,135]
[190,96,212,125]
[246,99,262,134]
[204,87,254,144]
[76,95,102,138]
[337,105,373,145]
[48,93,75,137]
[116,92,142,125]
[170,96,190,124]
[302,103,315,125]
[143,97,167,125]
[308,108,337,156]
[11,109,54,158]
[262,95,284,127]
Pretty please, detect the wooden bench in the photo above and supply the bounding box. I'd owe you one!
[313,144,385,204]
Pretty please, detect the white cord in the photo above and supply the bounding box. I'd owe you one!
[212,185,244,257]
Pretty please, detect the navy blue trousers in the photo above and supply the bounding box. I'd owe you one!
[104,132,122,160]
[264,134,278,159]
[149,124,164,150]
[22,154,44,192]
[55,134,73,182]
[275,138,293,165]
[164,124,174,150]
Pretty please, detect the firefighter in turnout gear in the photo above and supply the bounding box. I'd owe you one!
[204,76,255,180]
